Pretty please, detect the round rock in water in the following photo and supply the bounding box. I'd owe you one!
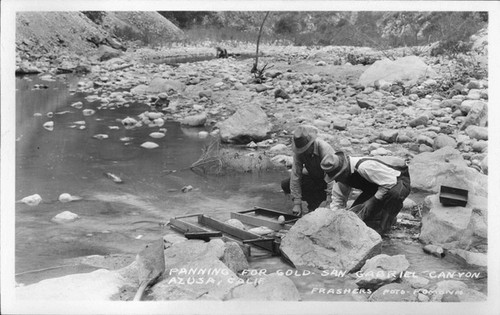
[92,134,109,140]
[140,141,159,149]
[149,132,165,139]
[82,109,96,116]
[19,194,43,206]
[71,101,83,109]
[58,193,83,203]
[51,211,80,223]
[43,121,54,131]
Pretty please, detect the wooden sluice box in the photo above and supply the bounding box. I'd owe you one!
[168,207,300,256]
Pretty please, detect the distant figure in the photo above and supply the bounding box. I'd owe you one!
[215,46,228,58]
[281,125,337,216]
[321,152,411,235]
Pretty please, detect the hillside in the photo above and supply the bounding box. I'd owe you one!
[161,11,487,48]
[16,11,183,61]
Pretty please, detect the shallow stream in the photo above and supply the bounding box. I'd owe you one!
[15,73,486,300]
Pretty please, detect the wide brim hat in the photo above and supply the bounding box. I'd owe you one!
[292,125,318,154]
[321,152,349,182]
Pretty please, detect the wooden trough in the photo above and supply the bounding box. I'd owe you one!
[168,207,300,256]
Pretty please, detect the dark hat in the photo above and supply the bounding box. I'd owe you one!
[292,125,318,154]
[321,153,349,182]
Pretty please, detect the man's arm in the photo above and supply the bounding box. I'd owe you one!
[290,154,303,205]
[329,181,351,210]
[317,140,337,205]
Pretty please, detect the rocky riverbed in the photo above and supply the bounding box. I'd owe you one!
[14,37,489,303]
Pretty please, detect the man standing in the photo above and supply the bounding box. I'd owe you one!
[321,151,411,235]
[281,125,337,216]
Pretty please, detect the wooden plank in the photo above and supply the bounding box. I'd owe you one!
[199,215,279,254]
[172,213,205,219]
[237,209,259,214]
[253,207,298,221]
[169,217,208,234]
[231,212,293,231]
[184,231,222,241]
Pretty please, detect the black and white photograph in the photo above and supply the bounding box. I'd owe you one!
[1,1,499,314]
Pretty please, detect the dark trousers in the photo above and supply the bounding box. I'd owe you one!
[351,174,411,233]
[281,175,327,211]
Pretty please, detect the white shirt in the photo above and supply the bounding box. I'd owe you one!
[330,156,401,209]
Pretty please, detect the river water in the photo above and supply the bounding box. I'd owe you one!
[14,73,486,300]
[15,74,289,274]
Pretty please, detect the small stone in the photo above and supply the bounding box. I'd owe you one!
[379,130,399,143]
[416,135,433,147]
[274,89,290,100]
[51,211,79,223]
[181,185,193,193]
[149,132,165,139]
[83,109,95,116]
[248,226,274,235]
[93,134,108,140]
[356,98,376,109]
[140,141,159,149]
[419,144,434,153]
[19,194,42,206]
[58,193,82,203]
[409,115,428,127]
[471,140,487,153]
[423,244,444,258]
[71,101,83,109]
[432,134,456,150]
[121,117,138,128]
[465,126,488,140]
[278,215,285,224]
[43,121,54,131]
[269,144,288,154]
[418,293,430,302]
[180,113,207,127]
[225,219,245,230]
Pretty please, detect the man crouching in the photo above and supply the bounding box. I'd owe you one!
[321,152,411,235]
[281,125,337,216]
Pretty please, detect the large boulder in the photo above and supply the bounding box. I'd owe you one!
[151,257,240,301]
[150,239,241,300]
[358,56,437,87]
[355,254,410,290]
[419,194,487,253]
[280,208,382,272]
[222,242,249,274]
[229,273,300,301]
[217,104,272,143]
[408,147,488,197]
